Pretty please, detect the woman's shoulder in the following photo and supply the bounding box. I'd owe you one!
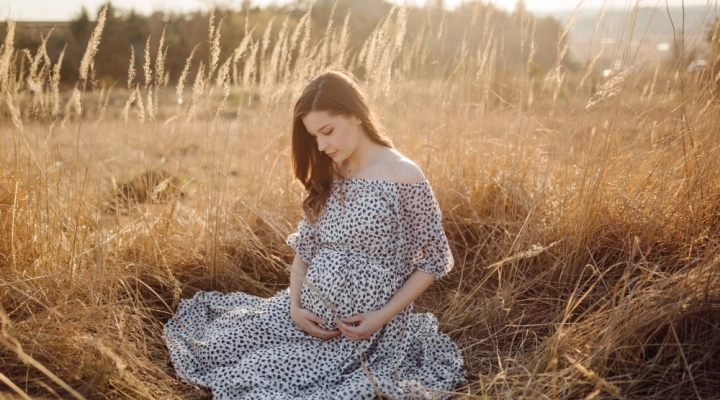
[340,147,427,185]
[387,151,426,185]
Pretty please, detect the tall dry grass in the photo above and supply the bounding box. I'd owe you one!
[1,2,719,399]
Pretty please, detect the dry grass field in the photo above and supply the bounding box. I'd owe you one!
[1,3,720,399]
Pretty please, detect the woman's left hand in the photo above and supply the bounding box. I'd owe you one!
[336,310,389,341]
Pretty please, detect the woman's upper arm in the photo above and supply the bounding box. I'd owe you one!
[399,180,454,279]
[286,215,318,264]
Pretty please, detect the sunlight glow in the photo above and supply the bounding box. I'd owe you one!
[1,0,713,21]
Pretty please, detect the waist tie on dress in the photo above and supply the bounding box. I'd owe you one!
[316,243,384,262]
[315,243,400,282]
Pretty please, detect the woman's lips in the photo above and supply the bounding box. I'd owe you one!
[327,151,338,158]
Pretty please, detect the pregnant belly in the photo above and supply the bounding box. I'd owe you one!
[301,247,399,331]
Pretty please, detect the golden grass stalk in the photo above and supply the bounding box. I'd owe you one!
[399,27,417,74]
[90,61,98,91]
[578,48,604,89]
[0,370,33,400]
[27,28,52,91]
[242,40,259,88]
[0,309,86,399]
[317,2,337,70]
[525,19,537,77]
[50,45,65,117]
[585,68,631,109]
[78,5,107,83]
[69,85,82,119]
[264,15,289,91]
[276,20,291,83]
[0,20,15,91]
[176,45,198,105]
[215,56,232,117]
[154,28,167,90]
[361,17,381,77]
[557,1,582,64]
[136,84,146,122]
[393,6,407,53]
[332,11,351,68]
[184,62,205,126]
[285,9,311,81]
[379,7,408,95]
[261,17,275,66]
[475,30,495,82]
[291,15,314,83]
[91,97,113,133]
[358,5,407,98]
[128,45,136,89]
[4,91,23,132]
[232,27,255,85]
[644,62,660,104]
[145,85,154,121]
[576,5,607,92]
[208,12,224,80]
[240,39,259,110]
[297,13,311,68]
[121,84,139,123]
[143,36,152,88]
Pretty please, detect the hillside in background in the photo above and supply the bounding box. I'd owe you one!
[545,5,716,70]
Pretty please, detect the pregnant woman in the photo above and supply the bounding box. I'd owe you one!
[163,69,465,399]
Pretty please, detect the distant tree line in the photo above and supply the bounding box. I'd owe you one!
[1,0,574,88]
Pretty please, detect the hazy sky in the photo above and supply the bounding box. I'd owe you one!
[1,0,714,21]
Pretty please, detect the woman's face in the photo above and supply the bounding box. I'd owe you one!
[301,110,362,164]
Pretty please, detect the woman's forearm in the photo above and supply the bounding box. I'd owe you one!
[289,254,309,309]
[377,270,436,323]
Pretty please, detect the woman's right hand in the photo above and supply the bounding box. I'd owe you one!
[290,306,341,340]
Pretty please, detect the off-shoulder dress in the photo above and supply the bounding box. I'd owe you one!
[163,178,465,399]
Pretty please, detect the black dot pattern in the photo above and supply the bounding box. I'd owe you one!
[163,178,465,399]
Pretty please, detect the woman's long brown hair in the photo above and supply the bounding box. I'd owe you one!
[292,69,393,221]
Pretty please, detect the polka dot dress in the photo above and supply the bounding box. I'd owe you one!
[163,179,465,399]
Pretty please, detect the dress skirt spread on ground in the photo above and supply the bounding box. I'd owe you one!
[163,178,466,399]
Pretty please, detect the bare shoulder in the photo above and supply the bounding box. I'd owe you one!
[388,151,426,184]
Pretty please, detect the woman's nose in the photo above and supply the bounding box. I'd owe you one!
[316,136,327,151]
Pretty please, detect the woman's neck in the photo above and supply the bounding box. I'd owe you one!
[342,138,385,178]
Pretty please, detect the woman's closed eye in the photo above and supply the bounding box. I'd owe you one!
[309,128,332,139]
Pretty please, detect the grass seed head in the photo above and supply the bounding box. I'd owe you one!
[128,45,136,90]
[155,28,167,89]
[143,36,152,88]
[79,4,107,82]
[177,45,198,103]
[50,45,66,117]
[0,20,16,90]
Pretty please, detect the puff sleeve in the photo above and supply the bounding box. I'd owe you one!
[286,214,318,264]
[399,181,454,279]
